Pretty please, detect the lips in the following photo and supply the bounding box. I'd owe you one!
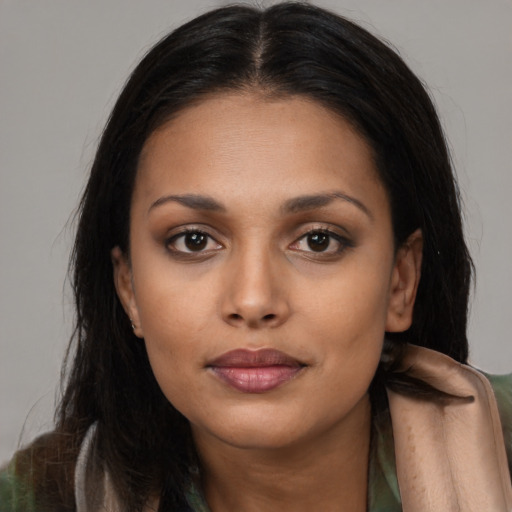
[207,348,305,393]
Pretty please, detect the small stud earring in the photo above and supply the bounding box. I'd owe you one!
[129,318,136,330]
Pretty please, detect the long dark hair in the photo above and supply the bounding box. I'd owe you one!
[26,2,473,510]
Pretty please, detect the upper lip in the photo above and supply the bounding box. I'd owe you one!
[207,348,304,368]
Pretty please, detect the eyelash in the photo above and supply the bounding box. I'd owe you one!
[165,228,222,256]
[291,228,353,257]
[165,226,353,259]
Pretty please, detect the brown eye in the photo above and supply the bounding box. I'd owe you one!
[290,228,350,257]
[184,232,207,251]
[167,230,222,255]
[307,232,330,252]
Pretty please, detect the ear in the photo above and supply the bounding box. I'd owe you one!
[111,246,144,338]
[385,229,423,333]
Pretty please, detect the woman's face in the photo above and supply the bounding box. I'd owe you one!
[113,93,421,451]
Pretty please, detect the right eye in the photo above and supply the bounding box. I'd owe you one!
[166,230,223,254]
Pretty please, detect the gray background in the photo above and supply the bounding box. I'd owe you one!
[1,0,511,463]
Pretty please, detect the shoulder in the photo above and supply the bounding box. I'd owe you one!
[0,432,76,512]
[0,459,36,512]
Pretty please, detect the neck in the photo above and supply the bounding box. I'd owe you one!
[194,396,372,512]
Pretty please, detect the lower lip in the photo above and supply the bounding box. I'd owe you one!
[210,365,303,393]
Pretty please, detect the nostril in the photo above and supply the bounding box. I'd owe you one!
[225,312,279,326]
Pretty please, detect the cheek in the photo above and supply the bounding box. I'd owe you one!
[140,308,207,419]
[134,258,216,337]
[131,270,219,408]
[300,255,392,388]
[137,290,212,366]
[303,257,392,344]
[303,295,385,428]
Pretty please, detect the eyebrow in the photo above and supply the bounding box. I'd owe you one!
[148,194,226,214]
[148,191,371,219]
[282,192,372,219]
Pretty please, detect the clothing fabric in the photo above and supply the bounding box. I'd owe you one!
[1,347,511,511]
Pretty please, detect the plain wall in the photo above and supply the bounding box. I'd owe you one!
[1,0,511,463]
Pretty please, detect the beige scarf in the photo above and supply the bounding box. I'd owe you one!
[388,345,512,511]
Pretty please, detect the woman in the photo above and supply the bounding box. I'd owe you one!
[1,2,511,511]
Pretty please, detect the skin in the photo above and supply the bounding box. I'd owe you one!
[113,92,423,511]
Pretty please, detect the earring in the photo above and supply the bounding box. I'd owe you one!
[130,318,136,330]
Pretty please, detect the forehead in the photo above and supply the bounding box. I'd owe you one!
[135,92,386,213]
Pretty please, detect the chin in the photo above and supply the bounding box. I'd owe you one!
[191,406,311,451]
[215,424,305,451]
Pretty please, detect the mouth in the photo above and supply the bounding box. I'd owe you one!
[207,348,306,393]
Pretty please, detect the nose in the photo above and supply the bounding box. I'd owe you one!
[220,245,291,329]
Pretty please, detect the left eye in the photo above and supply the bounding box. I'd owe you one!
[167,231,222,253]
[291,230,346,254]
